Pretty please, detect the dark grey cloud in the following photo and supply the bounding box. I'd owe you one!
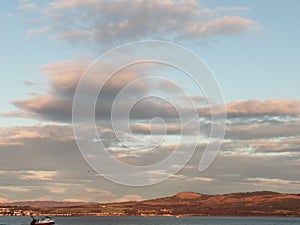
[10,60,147,121]
[9,60,198,122]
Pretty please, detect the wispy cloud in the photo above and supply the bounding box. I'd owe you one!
[0,186,30,192]
[18,3,39,11]
[198,99,300,118]
[186,177,215,182]
[20,170,58,181]
[0,125,74,147]
[246,177,300,186]
[0,170,59,181]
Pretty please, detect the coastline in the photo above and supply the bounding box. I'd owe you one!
[1,191,299,218]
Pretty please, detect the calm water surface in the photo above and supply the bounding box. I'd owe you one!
[1,216,300,225]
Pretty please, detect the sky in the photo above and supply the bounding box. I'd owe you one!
[0,0,300,202]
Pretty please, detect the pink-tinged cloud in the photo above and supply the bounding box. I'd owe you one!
[9,60,184,122]
[226,99,300,117]
[0,195,8,203]
[42,60,87,95]
[185,16,257,37]
[198,99,300,117]
[27,0,259,46]
[19,170,58,181]
[0,125,74,147]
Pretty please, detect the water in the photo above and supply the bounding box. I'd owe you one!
[0,216,299,225]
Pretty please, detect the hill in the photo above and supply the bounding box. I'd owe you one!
[1,200,92,208]
[0,191,299,217]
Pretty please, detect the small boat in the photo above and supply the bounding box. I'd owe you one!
[31,216,55,225]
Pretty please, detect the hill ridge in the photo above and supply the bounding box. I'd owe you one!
[1,191,299,217]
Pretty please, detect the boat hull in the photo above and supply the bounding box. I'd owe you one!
[33,222,55,225]
[31,217,55,225]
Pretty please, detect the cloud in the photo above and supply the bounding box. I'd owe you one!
[109,143,178,166]
[10,60,148,122]
[25,26,53,39]
[250,140,300,154]
[3,0,300,198]
[0,122,299,201]
[81,189,117,201]
[216,6,249,13]
[198,99,300,118]
[26,0,258,46]
[183,16,256,38]
[47,0,102,9]
[41,60,88,96]
[219,139,300,158]
[130,123,181,135]
[9,60,198,123]
[6,61,300,171]
[186,177,215,182]
[0,132,116,201]
[0,195,8,203]
[13,96,72,121]
[18,3,39,11]
[7,63,300,154]
[0,170,58,181]
[226,99,300,117]
[246,177,300,186]
[0,125,74,147]
[0,186,30,192]
[20,170,58,181]
[0,126,132,181]
[115,194,143,202]
[225,120,300,140]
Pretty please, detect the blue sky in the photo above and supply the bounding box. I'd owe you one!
[196,0,300,101]
[0,0,299,202]
[1,0,300,111]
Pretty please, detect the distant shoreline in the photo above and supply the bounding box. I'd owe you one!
[1,215,300,218]
[1,191,299,217]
